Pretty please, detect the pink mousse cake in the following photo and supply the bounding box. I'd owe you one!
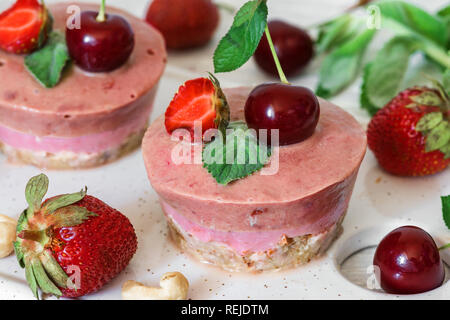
[143,87,367,272]
[0,3,166,169]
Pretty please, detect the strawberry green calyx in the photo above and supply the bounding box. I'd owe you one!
[412,83,450,159]
[14,174,96,299]
[208,73,230,138]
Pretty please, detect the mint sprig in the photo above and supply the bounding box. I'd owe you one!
[213,0,268,73]
[316,0,450,115]
[202,122,271,185]
[316,28,375,98]
[25,31,71,88]
[360,36,419,115]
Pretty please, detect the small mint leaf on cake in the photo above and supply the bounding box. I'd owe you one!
[25,31,70,88]
[202,121,271,185]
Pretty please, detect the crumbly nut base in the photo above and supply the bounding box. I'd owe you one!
[166,213,345,273]
[0,127,147,169]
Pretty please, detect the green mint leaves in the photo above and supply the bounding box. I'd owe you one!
[202,122,271,185]
[25,31,70,88]
[316,28,375,98]
[316,0,450,115]
[442,195,450,230]
[361,36,419,115]
[213,0,268,73]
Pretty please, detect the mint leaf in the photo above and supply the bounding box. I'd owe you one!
[202,122,271,185]
[214,0,268,73]
[377,1,448,48]
[443,69,450,95]
[316,15,362,54]
[361,36,418,115]
[316,28,375,98]
[25,31,70,88]
[442,195,450,229]
[437,5,450,49]
[377,1,450,68]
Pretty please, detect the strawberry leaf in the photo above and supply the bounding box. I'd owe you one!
[425,121,450,152]
[31,256,62,297]
[415,112,443,132]
[39,250,68,288]
[213,0,268,73]
[50,206,97,228]
[315,14,359,54]
[442,195,450,229]
[42,187,87,214]
[25,31,70,88]
[25,174,49,215]
[360,36,418,115]
[25,263,38,299]
[202,121,271,185]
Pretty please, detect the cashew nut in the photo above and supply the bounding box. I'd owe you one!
[122,272,189,300]
[0,214,17,258]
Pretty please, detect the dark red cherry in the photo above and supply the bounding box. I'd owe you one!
[244,83,320,146]
[254,20,313,77]
[66,11,134,72]
[373,226,445,294]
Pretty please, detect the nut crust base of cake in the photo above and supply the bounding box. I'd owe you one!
[166,213,345,273]
[0,127,147,169]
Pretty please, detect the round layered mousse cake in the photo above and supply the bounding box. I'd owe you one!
[143,87,367,272]
[0,3,166,169]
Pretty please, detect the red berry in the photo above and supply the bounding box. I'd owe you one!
[52,195,137,298]
[165,77,229,139]
[0,0,51,54]
[367,87,450,176]
[15,174,137,299]
[373,226,445,294]
[254,20,314,77]
[244,83,320,146]
[66,11,134,72]
[146,0,219,50]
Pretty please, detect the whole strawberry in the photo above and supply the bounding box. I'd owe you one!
[367,84,450,176]
[14,174,137,299]
[146,0,219,50]
[0,0,52,54]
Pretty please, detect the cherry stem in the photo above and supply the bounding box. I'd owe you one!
[264,25,289,85]
[96,0,106,22]
[439,243,450,251]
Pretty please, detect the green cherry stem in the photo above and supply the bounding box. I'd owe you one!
[439,243,450,251]
[96,0,106,22]
[264,25,289,85]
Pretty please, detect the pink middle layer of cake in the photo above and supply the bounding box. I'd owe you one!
[143,87,367,253]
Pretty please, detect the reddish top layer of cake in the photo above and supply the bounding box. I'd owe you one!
[143,87,367,234]
[0,2,166,137]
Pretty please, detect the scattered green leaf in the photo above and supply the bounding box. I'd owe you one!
[316,28,375,98]
[361,36,418,115]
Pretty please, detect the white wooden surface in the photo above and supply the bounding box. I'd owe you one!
[0,0,449,300]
